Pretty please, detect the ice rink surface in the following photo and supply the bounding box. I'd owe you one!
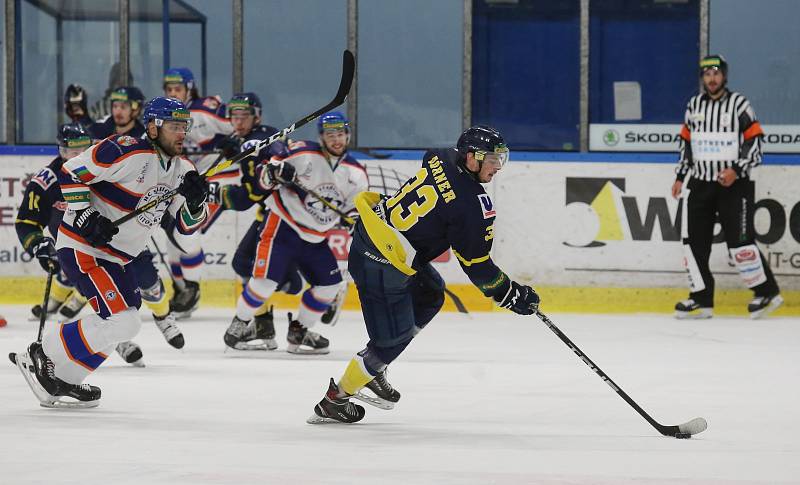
[0,305,798,485]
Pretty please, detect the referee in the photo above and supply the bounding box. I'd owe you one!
[671,54,781,319]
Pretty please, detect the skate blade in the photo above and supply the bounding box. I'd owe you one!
[225,338,279,352]
[674,309,712,320]
[750,295,784,320]
[129,359,146,368]
[306,413,348,424]
[16,352,100,409]
[352,391,395,410]
[286,344,329,355]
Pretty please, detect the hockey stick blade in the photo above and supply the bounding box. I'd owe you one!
[443,287,469,314]
[534,310,708,438]
[112,50,355,228]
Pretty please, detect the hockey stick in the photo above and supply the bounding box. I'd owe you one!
[36,267,56,342]
[443,287,468,314]
[289,179,356,225]
[112,50,356,228]
[149,235,179,288]
[533,310,707,438]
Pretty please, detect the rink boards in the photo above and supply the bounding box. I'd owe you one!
[1,153,799,314]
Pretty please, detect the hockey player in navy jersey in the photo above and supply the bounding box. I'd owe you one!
[308,126,540,423]
[224,111,368,354]
[12,97,208,407]
[89,86,146,141]
[162,67,233,319]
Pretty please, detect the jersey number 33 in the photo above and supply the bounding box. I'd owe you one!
[385,168,438,231]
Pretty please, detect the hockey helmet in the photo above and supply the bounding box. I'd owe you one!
[227,92,262,118]
[57,122,92,158]
[456,125,509,168]
[317,111,350,134]
[163,67,195,90]
[110,86,146,111]
[142,96,192,132]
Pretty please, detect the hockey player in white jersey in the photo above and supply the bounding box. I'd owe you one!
[12,97,209,407]
[224,112,367,354]
[162,67,233,319]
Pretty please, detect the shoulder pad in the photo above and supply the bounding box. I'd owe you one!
[287,140,322,154]
[94,135,153,164]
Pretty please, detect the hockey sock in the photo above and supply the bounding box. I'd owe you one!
[170,263,186,291]
[297,285,338,328]
[141,280,169,317]
[339,354,378,396]
[236,278,278,322]
[51,279,74,303]
[179,250,204,283]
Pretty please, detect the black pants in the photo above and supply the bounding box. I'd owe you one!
[683,177,779,306]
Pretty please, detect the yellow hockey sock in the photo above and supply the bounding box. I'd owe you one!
[144,295,170,318]
[338,355,375,396]
[50,279,73,303]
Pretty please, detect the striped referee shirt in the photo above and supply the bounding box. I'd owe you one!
[675,89,764,182]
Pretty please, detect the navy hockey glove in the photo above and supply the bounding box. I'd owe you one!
[265,160,297,185]
[495,280,540,315]
[32,237,59,274]
[216,134,241,159]
[74,207,119,247]
[179,171,209,214]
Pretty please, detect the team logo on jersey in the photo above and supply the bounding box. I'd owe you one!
[104,290,117,301]
[478,194,496,219]
[303,182,343,226]
[31,168,56,189]
[135,184,172,228]
[241,139,260,152]
[116,135,138,147]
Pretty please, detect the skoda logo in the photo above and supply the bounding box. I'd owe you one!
[603,129,620,147]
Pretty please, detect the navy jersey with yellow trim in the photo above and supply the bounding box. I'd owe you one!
[381,148,504,296]
[15,157,67,253]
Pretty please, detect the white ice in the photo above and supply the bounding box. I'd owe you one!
[1,306,799,485]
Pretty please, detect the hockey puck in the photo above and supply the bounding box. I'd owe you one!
[674,432,692,439]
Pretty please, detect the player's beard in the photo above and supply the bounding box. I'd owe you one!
[157,132,183,157]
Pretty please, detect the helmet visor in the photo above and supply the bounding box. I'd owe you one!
[157,119,193,134]
[475,145,509,168]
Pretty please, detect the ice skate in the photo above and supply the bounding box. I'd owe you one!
[223,310,278,351]
[58,292,88,319]
[674,299,712,320]
[154,313,185,349]
[307,378,366,424]
[170,280,200,319]
[353,369,401,410]
[286,313,329,355]
[16,342,100,408]
[748,294,783,320]
[116,341,145,367]
[30,294,65,321]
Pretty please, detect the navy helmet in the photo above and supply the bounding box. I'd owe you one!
[456,125,509,169]
[163,67,195,90]
[142,96,192,129]
[110,86,146,111]
[700,54,728,77]
[227,92,262,118]
[317,111,349,134]
[57,122,92,148]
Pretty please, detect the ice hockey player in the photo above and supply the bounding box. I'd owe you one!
[16,123,92,321]
[63,84,94,131]
[308,125,540,423]
[225,111,367,355]
[12,97,208,407]
[89,86,146,140]
[162,67,233,319]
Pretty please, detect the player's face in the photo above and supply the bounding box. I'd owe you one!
[702,69,725,97]
[164,83,189,103]
[59,146,86,160]
[112,101,134,126]
[67,103,85,118]
[156,121,189,156]
[230,110,256,136]
[466,151,504,183]
[321,129,349,156]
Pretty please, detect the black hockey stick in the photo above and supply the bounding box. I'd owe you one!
[149,235,180,288]
[111,50,356,228]
[534,310,708,438]
[443,287,468,314]
[37,267,56,342]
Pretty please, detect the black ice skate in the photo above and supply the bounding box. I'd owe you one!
[674,299,712,320]
[16,342,100,408]
[353,369,401,410]
[286,314,329,355]
[170,280,200,319]
[30,293,66,321]
[748,293,783,320]
[116,341,145,367]
[307,378,366,424]
[58,292,87,319]
[223,311,278,351]
[154,313,185,349]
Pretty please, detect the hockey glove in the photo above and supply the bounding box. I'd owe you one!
[265,160,297,185]
[216,134,241,159]
[32,237,60,274]
[207,181,222,205]
[495,280,540,315]
[179,170,209,214]
[74,207,119,247]
[340,211,359,234]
